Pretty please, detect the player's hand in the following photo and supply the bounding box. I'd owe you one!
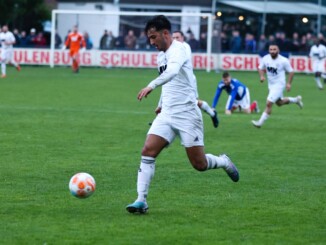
[286,83,291,92]
[155,107,161,114]
[137,87,153,101]
[260,76,265,83]
[225,110,232,115]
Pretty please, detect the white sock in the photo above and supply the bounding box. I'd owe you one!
[1,62,6,75]
[136,156,155,203]
[288,97,298,103]
[258,111,269,125]
[10,60,18,67]
[199,101,215,117]
[315,77,323,89]
[206,154,228,170]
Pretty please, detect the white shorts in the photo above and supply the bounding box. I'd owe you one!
[312,60,325,73]
[148,107,204,147]
[267,87,284,103]
[227,88,251,110]
[1,49,13,63]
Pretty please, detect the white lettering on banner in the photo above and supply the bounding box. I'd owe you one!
[3,48,322,72]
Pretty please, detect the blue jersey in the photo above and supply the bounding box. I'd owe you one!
[212,78,247,110]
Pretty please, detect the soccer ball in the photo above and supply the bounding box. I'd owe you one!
[69,172,96,198]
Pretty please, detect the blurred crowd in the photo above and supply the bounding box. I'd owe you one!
[10,27,326,55]
[218,30,326,55]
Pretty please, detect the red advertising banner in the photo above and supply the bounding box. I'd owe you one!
[7,48,316,73]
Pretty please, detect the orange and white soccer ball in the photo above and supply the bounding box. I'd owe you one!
[69,172,96,198]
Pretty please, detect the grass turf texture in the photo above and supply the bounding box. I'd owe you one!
[0,66,325,244]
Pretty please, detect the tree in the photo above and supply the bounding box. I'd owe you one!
[0,0,50,32]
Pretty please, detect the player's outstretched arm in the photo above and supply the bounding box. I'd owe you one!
[138,87,153,101]
[286,72,294,92]
[258,69,265,83]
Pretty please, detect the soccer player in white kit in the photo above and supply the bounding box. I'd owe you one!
[126,15,239,214]
[171,31,219,127]
[0,25,21,78]
[309,37,326,90]
[252,44,303,128]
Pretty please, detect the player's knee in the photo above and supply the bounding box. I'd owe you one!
[191,161,207,172]
[141,144,160,158]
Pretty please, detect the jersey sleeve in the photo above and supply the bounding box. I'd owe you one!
[258,57,266,70]
[284,58,294,73]
[226,88,237,110]
[148,45,186,89]
[212,82,223,108]
[10,33,16,43]
[65,35,70,47]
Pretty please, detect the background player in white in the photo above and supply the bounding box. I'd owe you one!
[159,30,218,128]
[126,15,239,214]
[252,44,303,128]
[309,37,326,90]
[0,25,21,78]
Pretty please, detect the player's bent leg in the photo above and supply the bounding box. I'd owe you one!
[252,101,272,128]
[186,146,207,171]
[186,146,239,182]
[221,154,239,182]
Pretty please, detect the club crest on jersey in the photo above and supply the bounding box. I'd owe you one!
[158,64,167,75]
[266,66,278,75]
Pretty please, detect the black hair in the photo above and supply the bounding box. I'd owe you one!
[222,71,230,78]
[173,30,184,37]
[144,15,171,33]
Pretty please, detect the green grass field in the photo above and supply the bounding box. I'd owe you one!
[0,66,325,244]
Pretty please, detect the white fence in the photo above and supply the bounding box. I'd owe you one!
[10,48,314,73]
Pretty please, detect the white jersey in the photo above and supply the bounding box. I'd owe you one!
[183,41,192,61]
[182,41,198,98]
[0,31,15,50]
[148,40,197,114]
[309,44,326,61]
[309,44,326,72]
[258,54,293,90]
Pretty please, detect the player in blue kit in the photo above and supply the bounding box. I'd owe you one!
[212,72,259,115]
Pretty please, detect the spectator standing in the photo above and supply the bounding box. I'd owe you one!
[124,30,137,49]
[136,31,148,50]
[244,33,256,53]
[34,32,47,47]
[199,32,207,51]
[27,28,37,47]
[290,32,300,53]
[220,31,229,52]
[187,32,200,51]
[83,32,93,50]
[115,30,125,49]
[55,30,62,49]
[19,31,28,47]
[257,34,267,53]
[212,29,221,52]
[13,28,20,47]
[100,30,115,50]
[230,30,242,53]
